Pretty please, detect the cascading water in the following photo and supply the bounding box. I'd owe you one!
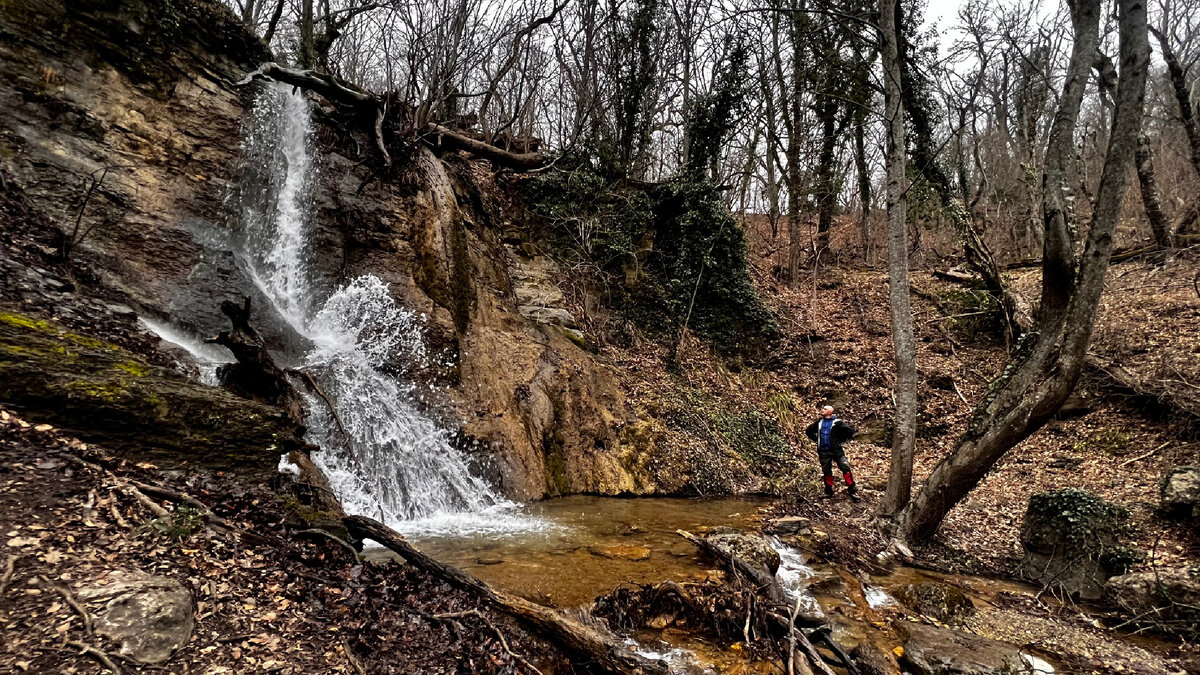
[231,82,527,533]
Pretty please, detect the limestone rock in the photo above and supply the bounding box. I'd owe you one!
[1161,466,1200,518]
[78,572,194,665]
[766,516,811,535]
[588,544,651,561]
[899,622,1026,675]
[1105,566,1200,630]
[893,582,975,625]
[704,532,781,575]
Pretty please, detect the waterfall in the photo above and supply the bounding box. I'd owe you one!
[232,82,527,534]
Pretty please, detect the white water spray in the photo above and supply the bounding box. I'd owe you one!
[234,82,527,533]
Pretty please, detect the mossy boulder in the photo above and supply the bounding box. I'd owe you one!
[1019,488,1140,600]
[0,309,307,479]
[893,582,975,625]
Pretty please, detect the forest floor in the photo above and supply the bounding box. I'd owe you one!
[0,407,576,675]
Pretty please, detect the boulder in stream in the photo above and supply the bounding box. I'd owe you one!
[703,531,781,575]
[898,622,1027,675]
[1019,488,1139,600]
[893,581,975,625]
[77,571,194,665]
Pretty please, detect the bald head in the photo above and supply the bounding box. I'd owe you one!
[820,406,834,418]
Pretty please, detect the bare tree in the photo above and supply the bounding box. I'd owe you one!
[895,0,1150,541]
[878,0,917,517]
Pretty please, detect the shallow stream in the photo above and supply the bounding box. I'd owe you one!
[374,496,1067,673]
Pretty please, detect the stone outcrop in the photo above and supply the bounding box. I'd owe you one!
[1105,566,1200,635]
[78,571,194,665]
[0,0,761,500]
[1161,466,1199,521]
[898,622,1028,675]
[0,310,308,478]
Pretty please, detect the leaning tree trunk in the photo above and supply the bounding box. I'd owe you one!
[1149,26,1200,181]
[897,0,1149,542]
[1135,133,1174,248]
[878,0,918,517]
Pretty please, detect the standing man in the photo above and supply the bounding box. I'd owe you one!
[805,405,859,502]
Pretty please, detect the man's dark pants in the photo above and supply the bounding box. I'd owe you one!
[819,448,855,493]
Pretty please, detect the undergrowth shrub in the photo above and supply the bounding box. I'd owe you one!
[524,166,777,353]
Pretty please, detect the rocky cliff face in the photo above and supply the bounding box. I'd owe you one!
[0,0,752,499]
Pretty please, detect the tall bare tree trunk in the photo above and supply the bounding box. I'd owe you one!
[1135,133,1173,248]
[878,0,918,517]
[815,96,838,254]
[1149,26,1200,181]
[854,106,872,262]
[897,0,1149,542]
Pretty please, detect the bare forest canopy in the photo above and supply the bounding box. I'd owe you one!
[225,0,1200,272]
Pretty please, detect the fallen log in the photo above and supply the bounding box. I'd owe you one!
[238,62,551,172]
[343,515,667,675]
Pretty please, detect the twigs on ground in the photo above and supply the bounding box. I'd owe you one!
[295,528,360,560]
[340,637,367,675]
[432,609,545,675]
[1118,441,1170,467]
[44,576,94,639]
[64,640,123,675]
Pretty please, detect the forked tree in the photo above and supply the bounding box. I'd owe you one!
[887,0,1151,541]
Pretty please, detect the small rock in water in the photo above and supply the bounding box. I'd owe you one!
[766,516,811,534]
[893,582,975,624]
[619,522,648,536]
[475,556,505,566]
[588,544,651,561]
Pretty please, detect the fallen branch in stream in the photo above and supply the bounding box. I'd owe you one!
[342,514,668,675]
[596,530,857,675]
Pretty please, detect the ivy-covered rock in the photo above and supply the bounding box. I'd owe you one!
[1019,488,1140,600]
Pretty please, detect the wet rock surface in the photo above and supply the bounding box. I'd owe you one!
[893,581,976,625]
[899,622,1027,675]
[704,531,781,575]
[78,571,194,665]
[588,544,652,561]
[0,309,307,478]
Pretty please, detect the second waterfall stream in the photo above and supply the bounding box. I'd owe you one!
[231,82,529,535]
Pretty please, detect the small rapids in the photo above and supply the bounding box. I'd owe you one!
[224,82,536,534]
